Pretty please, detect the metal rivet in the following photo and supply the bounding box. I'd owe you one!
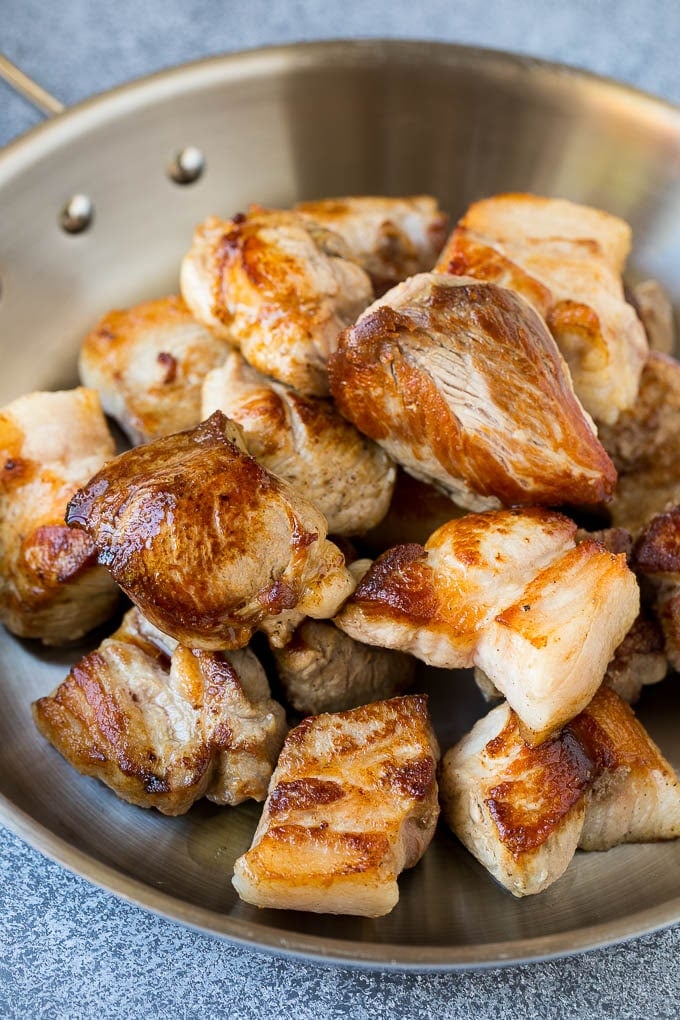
[60,194,94,234]
[167,146,205,185]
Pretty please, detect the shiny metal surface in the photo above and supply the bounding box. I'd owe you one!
[0,52,65,116]
[0,40,680,969]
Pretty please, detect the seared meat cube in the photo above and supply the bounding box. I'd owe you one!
[181,209,372,396]
[33,608,287,814]
[437,193,648,424]
[328,273,615,511]
[0,388,119,644]
[65,412,356,650]
[79,294,231,445]
[202,350,395,536]
[271,619,415,715]
[233,694,439,916]
[294,195,448,294]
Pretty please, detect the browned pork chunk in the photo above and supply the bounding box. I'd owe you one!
[335,509,639,743]
[270,619,416,715]
[0,388,119,644]
[599,353,680,534]
[633,506,680,670]
[202,350,395,536]
[232,694,440,916]
[65,412,356,650]
[440,687,680,897]
[328,273,616,511]
[294,195,448,294]
[437,193,648,424]
[79,295,231,445]
[33,608,287,815]
[180,209,373,396]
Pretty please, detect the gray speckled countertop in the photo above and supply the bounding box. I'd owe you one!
[2,1,680,1016]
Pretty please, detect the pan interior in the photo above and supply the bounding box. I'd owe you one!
[1,41,679,967]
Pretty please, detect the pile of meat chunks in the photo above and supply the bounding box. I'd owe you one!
[3,192,680,915]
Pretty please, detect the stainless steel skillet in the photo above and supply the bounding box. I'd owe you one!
[0,40,679,970]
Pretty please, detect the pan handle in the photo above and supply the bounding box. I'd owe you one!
[0,53,64,117]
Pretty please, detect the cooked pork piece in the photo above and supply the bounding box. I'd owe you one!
[599,353,680,534]
[201,350,395,536]
[232,695,439,916]
[440,699,592,896]
[631,278,676,355]
[473,613,667,706]
[336,508,639,743]
[65,412,356,650]
[33,608,287,814]
[475,540,639,743]
[271,619,416,715]
[0,388,119,644]
[79,295,231,445]
[328,273,615,511]
[573,687,680,850]
[633,506,680,670]
[337,508,577,668]
[436,193,648,425]
[361,468,465,555]
[294,195,448,294]
[599,613,667,703]
[440,687,680,896]
[180,209,373,396]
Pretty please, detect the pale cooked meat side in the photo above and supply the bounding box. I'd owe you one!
[599,353,680,534]
[439,701,592,897]
[65,412,356,650]
[328,273,616,511]
[271,619,416,715]
[232,694,440,916]
[335,508,579,669]
[180,210,373,396]
[0,388,120,644]
[436,193,648,424]
[571,687,680,850]
[32,608,287,814]
[201,350,395,536]
[473,613,667,707]
[440,687,680,897]
[79,295,231,445]
[294,195,448,294]
[475,541,640,743]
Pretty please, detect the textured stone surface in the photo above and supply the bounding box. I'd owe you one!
[2,0,680,1015]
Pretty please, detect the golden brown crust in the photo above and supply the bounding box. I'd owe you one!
[441,686,680,894]
[79,295,231,444]
[181,210,373,396]
[482,714,593,856]
[437,194,648,425]
[33,609,287,815]
[337,509,639,739]
[328,274,615,508]
[337,507,578,664]
[66,411,355,649]
[634,506,680,576]
[232,695,440,916]
[0,388,120,643]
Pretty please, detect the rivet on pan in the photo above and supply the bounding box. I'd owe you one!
[168,147,205,185]
[60,194,94,234]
